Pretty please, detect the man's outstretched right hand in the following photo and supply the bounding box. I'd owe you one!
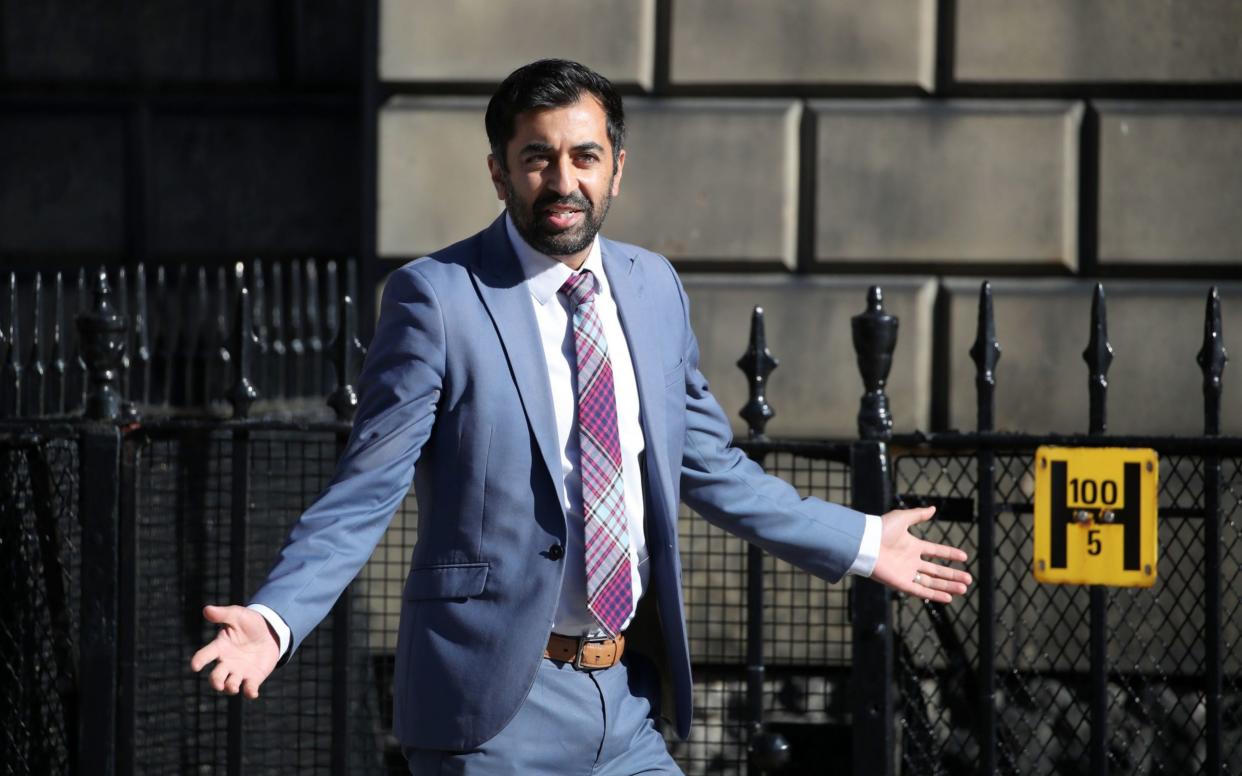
[190,604,280,699]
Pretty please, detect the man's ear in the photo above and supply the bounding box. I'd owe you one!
[610,148,626,198]
[487,154,507,200]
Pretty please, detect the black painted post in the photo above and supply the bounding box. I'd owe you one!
[734,307,789,773]
[150,266,171,406]
[250,260,270,400]
[1082,284,1113,775]
[1198,287,1227,775]
[226,279,259,776]
[76,267,128,776]
[288,260,306,398]
[850,286,897,776]
[327,289,365,774]
[969,282,1001,775]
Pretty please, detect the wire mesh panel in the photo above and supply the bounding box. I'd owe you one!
[0,435,80,776]
[670,451,853,774]
[892,450,1239,776]
[133,429,386,775]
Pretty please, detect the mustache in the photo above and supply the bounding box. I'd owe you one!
[533,192,592,212]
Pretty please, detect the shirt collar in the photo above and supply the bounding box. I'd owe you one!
[505,212,607,306]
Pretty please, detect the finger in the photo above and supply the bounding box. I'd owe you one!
[921,541,968,564]
[203,604,235,626]
[242,676,263,700]
[223,671,243,696]
[190,642,219,672]
[920,562,973,587]
[918,569,969,597]
[209,662,231,693]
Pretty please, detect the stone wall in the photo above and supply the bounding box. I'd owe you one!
[378,0,1242,437]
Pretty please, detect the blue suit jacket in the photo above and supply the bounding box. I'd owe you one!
[250,215,867,750]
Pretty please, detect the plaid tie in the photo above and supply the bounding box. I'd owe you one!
[560,270,633,636]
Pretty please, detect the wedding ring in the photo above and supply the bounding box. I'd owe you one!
[912,572,923,586]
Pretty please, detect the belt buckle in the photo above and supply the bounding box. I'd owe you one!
[573,635,610,671]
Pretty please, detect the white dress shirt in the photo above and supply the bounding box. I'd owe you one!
[251,217,882,655]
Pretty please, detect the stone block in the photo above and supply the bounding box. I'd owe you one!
[1098,103,1242,265]
[150,115,358,255]
[682,275,935,438]
[956,0,1242,83]
[380,0,655,88]
[944,279,1242,435]
[0,114,125,254]
[379,98,802,265]
[813,100,1081,267]
[378,98,499,257]
[670,0,934,88]
[607,99,801,266]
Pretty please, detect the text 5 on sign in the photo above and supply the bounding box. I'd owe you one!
[1033,447,1159,588]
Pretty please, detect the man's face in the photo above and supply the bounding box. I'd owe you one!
[488,96,625,265]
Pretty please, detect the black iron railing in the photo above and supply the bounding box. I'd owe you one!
[0,266,1235,775]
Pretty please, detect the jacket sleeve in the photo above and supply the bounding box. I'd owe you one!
[249,263,446,657]
[669,267,866,583]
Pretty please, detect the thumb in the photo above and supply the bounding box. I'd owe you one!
[907,505,936,526]
[202,604,236,625]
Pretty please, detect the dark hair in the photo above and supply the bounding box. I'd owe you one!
[485,59,625,170]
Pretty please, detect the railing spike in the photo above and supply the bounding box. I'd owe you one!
[1082,283,1113,435]
[736,305,778,439]
[170,264,191,406]
[2,271,21,417]
[131,263,150,405]
[305,258,324,397]
[969,281,1002,432]
[76,267,127,421]
[151,265,172,406]
[324,260,341,397]
[250,259,269,397]
[25,272,46,417]
[851,285,899,440]
[288,260,306,397]
[188,266,212,407]
[48,271,67,414]
[1197,286,1228,436]
[227,277,259,419]
[269,262,287,400]
[327,294,366,421]
[212,266,233,407]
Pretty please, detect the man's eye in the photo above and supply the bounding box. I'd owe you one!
[577,155,599,165]
[525,157,549,168]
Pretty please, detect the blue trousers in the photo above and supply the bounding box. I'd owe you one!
[403,653,683,775]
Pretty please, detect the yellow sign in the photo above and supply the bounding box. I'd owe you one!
[1033,447,1159,587]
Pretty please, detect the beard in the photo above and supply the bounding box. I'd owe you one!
[502,173,614,257]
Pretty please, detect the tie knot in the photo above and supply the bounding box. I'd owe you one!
[559,270,596,308]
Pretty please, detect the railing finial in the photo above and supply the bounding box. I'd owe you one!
[737,305,778,439]
[1197,286,1228,436]
[327,294,366,421]
[76,267,128,421]
[969,281,1001,432]
[852,286,898,440]
[1082,283,1113,435]
[226,268,260,419]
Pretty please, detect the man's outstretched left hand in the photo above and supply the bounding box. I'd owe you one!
[870,506,972,603]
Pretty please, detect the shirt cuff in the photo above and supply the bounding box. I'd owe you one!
[247,603,291,658]
[847,514,882,578]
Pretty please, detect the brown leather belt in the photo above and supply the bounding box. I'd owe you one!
[544,632,625,670]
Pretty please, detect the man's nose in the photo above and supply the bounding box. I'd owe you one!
[545,157,577,196]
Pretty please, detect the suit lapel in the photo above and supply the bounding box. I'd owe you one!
[469,217,564,509]
[601,239,677,530]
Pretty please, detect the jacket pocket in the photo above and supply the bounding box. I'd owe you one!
[402,562,490,601]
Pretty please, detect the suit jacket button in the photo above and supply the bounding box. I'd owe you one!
[548,543,564,561]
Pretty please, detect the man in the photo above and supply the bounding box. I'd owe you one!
[191,59,971,774]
